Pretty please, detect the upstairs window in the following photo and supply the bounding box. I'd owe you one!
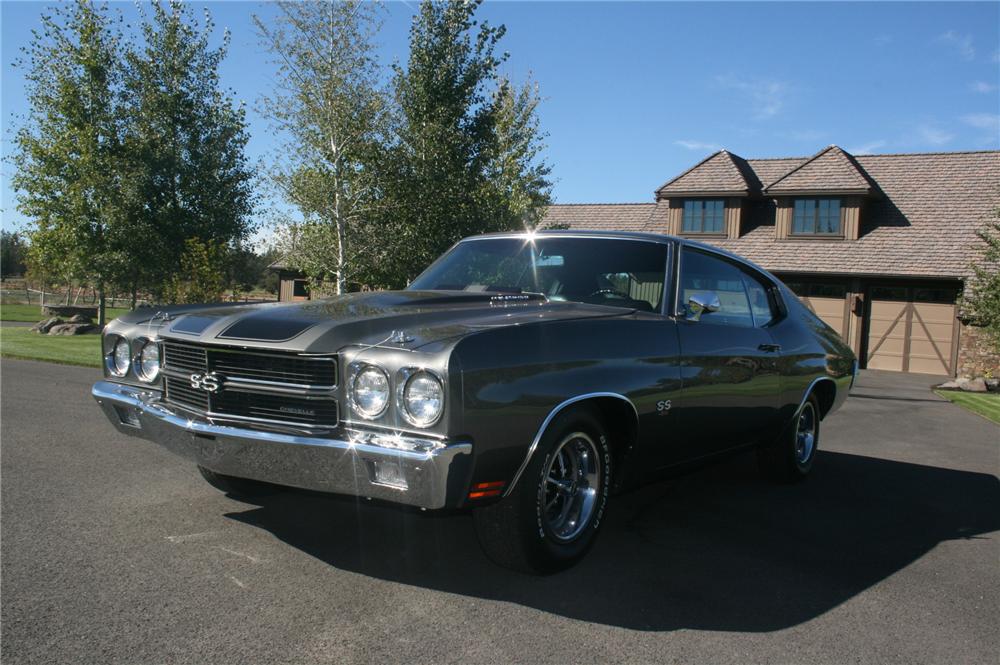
[792,198,841,235]
[682,199,725,234]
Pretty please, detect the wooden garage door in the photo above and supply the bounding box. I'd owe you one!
[784,281,848,338]
[866,286,957,375]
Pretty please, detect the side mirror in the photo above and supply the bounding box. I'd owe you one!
[686,292,721,322]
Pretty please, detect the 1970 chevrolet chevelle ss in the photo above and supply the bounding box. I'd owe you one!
[93,231,855,573]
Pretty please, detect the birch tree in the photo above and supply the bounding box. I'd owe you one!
[255,0,388,294]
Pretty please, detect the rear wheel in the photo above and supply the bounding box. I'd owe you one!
[473,409,611,574]
[197,465,277,498]
[758,393,820,483]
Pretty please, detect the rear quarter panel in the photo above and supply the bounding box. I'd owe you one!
[766,284,856,422]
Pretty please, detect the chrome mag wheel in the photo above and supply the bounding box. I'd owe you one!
[542,431,602,543]
[795,402,817,465]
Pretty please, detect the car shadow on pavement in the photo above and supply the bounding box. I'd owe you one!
[225,450,1000,632]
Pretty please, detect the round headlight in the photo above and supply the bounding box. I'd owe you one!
[351,365,390,419]
[402,371,444,427]
[110,337,131,376]
[137,340,160,382]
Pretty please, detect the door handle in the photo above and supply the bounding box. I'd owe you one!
[758,343,781,353]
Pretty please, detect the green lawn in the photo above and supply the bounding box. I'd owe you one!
[935,390,1000,426]
[0,303,129,323]
[0,326,102,368]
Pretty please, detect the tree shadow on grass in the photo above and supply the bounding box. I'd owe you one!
[225,450,999,632]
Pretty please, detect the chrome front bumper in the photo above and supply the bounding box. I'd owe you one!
[92,381,472,509]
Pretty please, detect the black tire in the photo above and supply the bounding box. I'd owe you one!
[473,408,612,574]
[197,465,277,498]
[758,393,821,483]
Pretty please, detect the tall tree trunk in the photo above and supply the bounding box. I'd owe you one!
[98,282,106,327]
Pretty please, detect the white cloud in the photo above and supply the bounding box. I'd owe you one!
[962,114,1000,147]
[847,140,888,155]
[935,30,975,61]
[970,81,998,94]
[715,74,789,119]
[674,140,723,152]
[916,123,954,146]
[963,113,1000,130]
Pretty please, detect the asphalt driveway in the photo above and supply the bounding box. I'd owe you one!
[1,359,997,664]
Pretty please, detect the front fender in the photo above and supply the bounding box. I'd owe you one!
[452,315,682,504]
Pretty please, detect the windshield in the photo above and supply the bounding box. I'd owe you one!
[408,237,669,312]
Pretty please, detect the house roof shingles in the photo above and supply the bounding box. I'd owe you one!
[541,202,655,232]
[542,148,1000,280]
[764,145,874,194]
[655,150,758,196]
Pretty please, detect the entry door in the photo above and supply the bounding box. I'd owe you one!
[666,249,783,467]
[865,286,958,375]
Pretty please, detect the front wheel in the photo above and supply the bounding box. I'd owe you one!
[473,409,611,574]
[758,393,821,483]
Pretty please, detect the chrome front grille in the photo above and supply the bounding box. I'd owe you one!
[161,341,338,429]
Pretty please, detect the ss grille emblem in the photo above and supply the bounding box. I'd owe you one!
[190,372,222,393]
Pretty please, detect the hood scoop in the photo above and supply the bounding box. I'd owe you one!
[217,312,318,342]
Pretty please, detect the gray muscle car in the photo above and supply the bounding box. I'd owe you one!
[93,231,856,573]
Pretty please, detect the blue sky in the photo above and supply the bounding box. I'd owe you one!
[2,1,998,234]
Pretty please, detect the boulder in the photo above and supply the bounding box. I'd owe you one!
[935,378,968,390]
[959,377,988,393]
[47,322,99,336]
[68,313,92,324]
[41,305,97,319]
[30,317,64,334]
[986,378,999,393]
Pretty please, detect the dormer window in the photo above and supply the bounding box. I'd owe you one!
[792,198,842,236]
[682,199,725,234]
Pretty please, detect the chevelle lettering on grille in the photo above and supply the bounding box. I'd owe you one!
[92,231,855,574]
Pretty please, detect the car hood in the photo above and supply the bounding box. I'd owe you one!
[144,290,636,352]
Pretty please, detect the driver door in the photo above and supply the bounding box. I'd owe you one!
[668,247,783,465]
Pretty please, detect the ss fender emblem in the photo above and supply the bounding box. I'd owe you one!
[656,399,672,414]
[190,372,222,393]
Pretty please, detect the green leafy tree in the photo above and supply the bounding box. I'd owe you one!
[383,0,551,286]
[165,238,229,304]
[1,230,29,277]
[228,244,280,298]
[10,0,128,324]
[255,0,389,294]
[483,78,553,231]
[964,209,1000,349]
[123,0,255,302]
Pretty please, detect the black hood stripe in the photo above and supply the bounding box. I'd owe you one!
[217,316,317,342]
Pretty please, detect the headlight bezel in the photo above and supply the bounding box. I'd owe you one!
[396,367,445,428]
[134,338,161,383]
[347,361,391,420]
[106,336,131,377]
